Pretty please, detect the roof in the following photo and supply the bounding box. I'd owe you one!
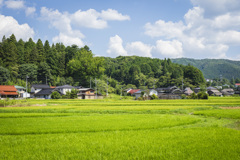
[128,89,140,94]
[35,88,55,96]
[14,85,26,89]
[184,87,193,94]
[0,85,18,96]
[78,88,95,91]
[56,85,75,89]
[134,90,142,94]
[31,84,50,89]
[207,86,217,90]
[221,89,234,92]
[235,83,240,86]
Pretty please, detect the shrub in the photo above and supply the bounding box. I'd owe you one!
[137,97,144,100]
[51,91,61,99]
[151,94,158,100]
[181,94,187,99]
[197,92,208,99]
[189,93,197,99]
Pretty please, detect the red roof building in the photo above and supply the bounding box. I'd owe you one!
[128,89,140,95]
[0,85,18,97]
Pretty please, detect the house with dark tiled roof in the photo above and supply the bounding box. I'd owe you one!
[207,87,222,96]
[156,86,182,99]
[77,88,99,99]
[0,85,18,98]
[34,88,62,99]
[221,88,235,96]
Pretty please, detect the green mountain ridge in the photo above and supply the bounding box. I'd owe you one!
[172,58,240,80]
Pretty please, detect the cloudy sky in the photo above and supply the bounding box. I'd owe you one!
[0,0,240,60]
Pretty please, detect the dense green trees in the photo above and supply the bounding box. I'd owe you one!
[0,34,104,86]
[0,34,207,91]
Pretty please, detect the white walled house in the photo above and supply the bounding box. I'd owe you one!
[55,85,76,95]
[149,89,158,96]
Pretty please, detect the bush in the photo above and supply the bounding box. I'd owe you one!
[151,94,158,100]
[189,93,197,99]
[197,92,208,99]
[181,94,187,99]
[51,91,61,99]
[137,97,144,100]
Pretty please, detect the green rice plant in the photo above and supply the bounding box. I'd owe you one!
[0,127,239,159]
[194,109,240,119]
[0,114,200,135]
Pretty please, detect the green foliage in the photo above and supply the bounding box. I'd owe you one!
[189,93,198,99]
[151,94,158,100]
[172,58,240,80]
[197,92,208,99]
[70,89,78,99]
[0,66,10,84]
[51,91,61,99]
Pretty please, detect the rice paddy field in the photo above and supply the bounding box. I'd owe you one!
[0,96,240,159]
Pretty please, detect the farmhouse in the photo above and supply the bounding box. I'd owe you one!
[0,85,18,98]
[184,87,194,96]
[207,87,222,96]
[55,85,76,95]
[221,88,235,96]
[149,89,158,96]
[34,88,62,99]
[77,88,96,99]
[156,86,182,99]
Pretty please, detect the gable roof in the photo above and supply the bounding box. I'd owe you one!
[31,84,50,89]
[35,88,56,96]
[128,89,140,94]
[14,85,26,89]
[56,85,75,89]
[0,85,18,96]
[78,88,95,91]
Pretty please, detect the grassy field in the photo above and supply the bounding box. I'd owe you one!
[0,96,240,159]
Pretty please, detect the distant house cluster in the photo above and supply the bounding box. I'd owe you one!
[125,85,238,99]
[0,84,103,99]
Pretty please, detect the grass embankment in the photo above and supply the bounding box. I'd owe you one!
[0,96,240,159]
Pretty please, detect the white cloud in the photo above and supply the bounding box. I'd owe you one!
[155,40,183,58]
[107,35,127,57]
[126,41,152,57]
[191,0,240,17]
[107,35,153,58]
[145,20,185,39]
[100,9,130,21]
[52,33,84,47]
[41,7,130,47]
[144,4,240,59]
[5,0,24,9]
[25,7,36,17]
[71,9,107,29]
[40,7,85,47]
[0,14,34,41]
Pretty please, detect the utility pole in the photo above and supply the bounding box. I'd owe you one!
[182,79,184,91]
[90,77,91,88]
[95,77,97,99]
[46,76,47,85]
[26,75,29,98]
[106,78,108,97]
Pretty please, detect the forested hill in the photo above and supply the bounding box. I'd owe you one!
[0,34,205,90]
[171,58,240,80]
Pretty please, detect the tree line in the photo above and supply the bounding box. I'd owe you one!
[0,34,206,94]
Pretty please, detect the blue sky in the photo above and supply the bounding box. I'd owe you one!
[0,0,240,60]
